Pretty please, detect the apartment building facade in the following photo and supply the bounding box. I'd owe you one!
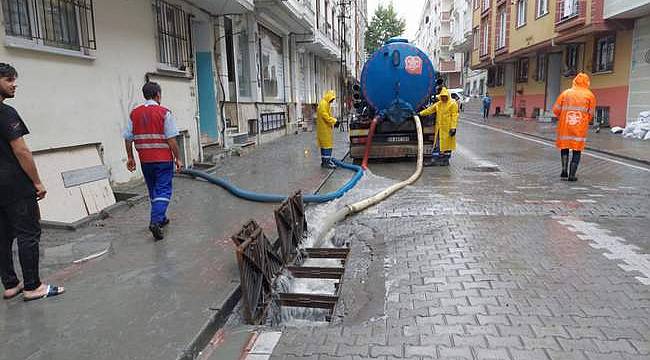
[0,0,365,223]
[471,0,634,127]
[416,0,486,92]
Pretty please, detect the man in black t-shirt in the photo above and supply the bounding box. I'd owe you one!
[0,64,64,301]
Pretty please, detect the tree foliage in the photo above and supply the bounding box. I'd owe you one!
[364,4,407,56]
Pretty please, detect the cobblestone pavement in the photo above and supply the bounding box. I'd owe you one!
[269,111,650,360]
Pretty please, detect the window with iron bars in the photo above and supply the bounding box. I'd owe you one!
[260,112,286,133]
[2,0,96,53]
[153,0,192,72]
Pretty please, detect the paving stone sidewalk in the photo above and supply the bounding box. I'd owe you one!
[463,101,650,165]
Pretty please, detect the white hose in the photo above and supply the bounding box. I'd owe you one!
[316,115,424,243]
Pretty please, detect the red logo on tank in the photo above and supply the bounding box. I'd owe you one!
[405,56,423,75]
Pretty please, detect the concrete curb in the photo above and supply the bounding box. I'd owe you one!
[465,119,650,167]
[313,151,352,196]
[177,285,242,360]
[518,131,650,166]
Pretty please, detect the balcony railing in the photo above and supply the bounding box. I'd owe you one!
[439,60,460,72]
[440,36,451,46]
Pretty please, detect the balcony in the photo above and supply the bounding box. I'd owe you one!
[604,0,650,18]
[187,0,254,13]
[438,59,461,73]
[255,0,315,33]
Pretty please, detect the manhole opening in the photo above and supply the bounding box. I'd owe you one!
[465,166,500,172]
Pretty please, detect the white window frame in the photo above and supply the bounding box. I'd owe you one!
[516,0,527,28]
[2,0,96,59]
[536,0,548,18]
[594,35,615,73]
[497,6,506,50]
[154,0,193,73]
[481,21,489,56]
[482,0,490,11]
[473,27,480,50]
[562,0,579,21]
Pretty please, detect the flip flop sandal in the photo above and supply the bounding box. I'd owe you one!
[3,287,23,300]
[24,285,65,302]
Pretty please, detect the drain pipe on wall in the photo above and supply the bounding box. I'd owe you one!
[316,115,424,244]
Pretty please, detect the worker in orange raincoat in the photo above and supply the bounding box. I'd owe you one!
[316,90,337,169]
[418,87,459,166]
[552,73,596,181]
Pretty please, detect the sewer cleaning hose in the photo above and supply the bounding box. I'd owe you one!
[316,115,424,243]
[181,159,364,204]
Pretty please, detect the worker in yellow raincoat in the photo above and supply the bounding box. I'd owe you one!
[316,90,338,169]
[418,87,459,166]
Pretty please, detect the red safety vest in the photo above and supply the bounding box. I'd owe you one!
[130,104,173,163]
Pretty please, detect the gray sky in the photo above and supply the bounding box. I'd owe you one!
[367,0,426,41]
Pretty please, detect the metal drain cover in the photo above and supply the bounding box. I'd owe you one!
[465,165,500,172]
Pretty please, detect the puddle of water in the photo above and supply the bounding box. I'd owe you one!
[268,171,401,326]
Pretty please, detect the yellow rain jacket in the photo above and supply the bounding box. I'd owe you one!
[316,90,337,149]
[418,87,459,152]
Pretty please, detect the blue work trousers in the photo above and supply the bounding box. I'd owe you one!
[432,133,452,160]
[142,162,174,225]
[321,148,333,164]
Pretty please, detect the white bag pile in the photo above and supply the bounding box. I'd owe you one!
[622,111,650,140]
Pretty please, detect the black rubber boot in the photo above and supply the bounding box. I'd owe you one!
[560,150,569,179]
[568,151,581,182]
[149,223,164,241]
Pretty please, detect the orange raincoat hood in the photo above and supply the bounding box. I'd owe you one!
[572,73,591,90]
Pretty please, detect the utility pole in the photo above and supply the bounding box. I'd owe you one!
[338,0,351,122]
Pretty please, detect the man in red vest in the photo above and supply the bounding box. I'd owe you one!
[124,82,183,240]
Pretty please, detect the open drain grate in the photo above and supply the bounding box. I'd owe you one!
[465,165,500,172]
[231,192,348,325]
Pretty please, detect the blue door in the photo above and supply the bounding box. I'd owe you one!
[196,51,219,142]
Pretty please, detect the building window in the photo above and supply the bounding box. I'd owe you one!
[425,16,429,24]
[595,106,610,127]
[535,54,546,81]
[517,0,527,27]
[487,67,496,87]
[496,65,505,86]
[594,34,615,73]
[473,27,479,50]
[237,19,252,98]
[2,0,96,53]
[259,26,285,101]
[482,0,490,11]
[565,44,580,76]
[496,5,506,50]
[536,0,548,17]
[260,112,286,133]
[481,20,489,56]
[517,58,529,82]
[561,0,579,21]
[154,0,192,71]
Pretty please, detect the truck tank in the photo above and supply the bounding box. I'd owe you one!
[360,38,436,124]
